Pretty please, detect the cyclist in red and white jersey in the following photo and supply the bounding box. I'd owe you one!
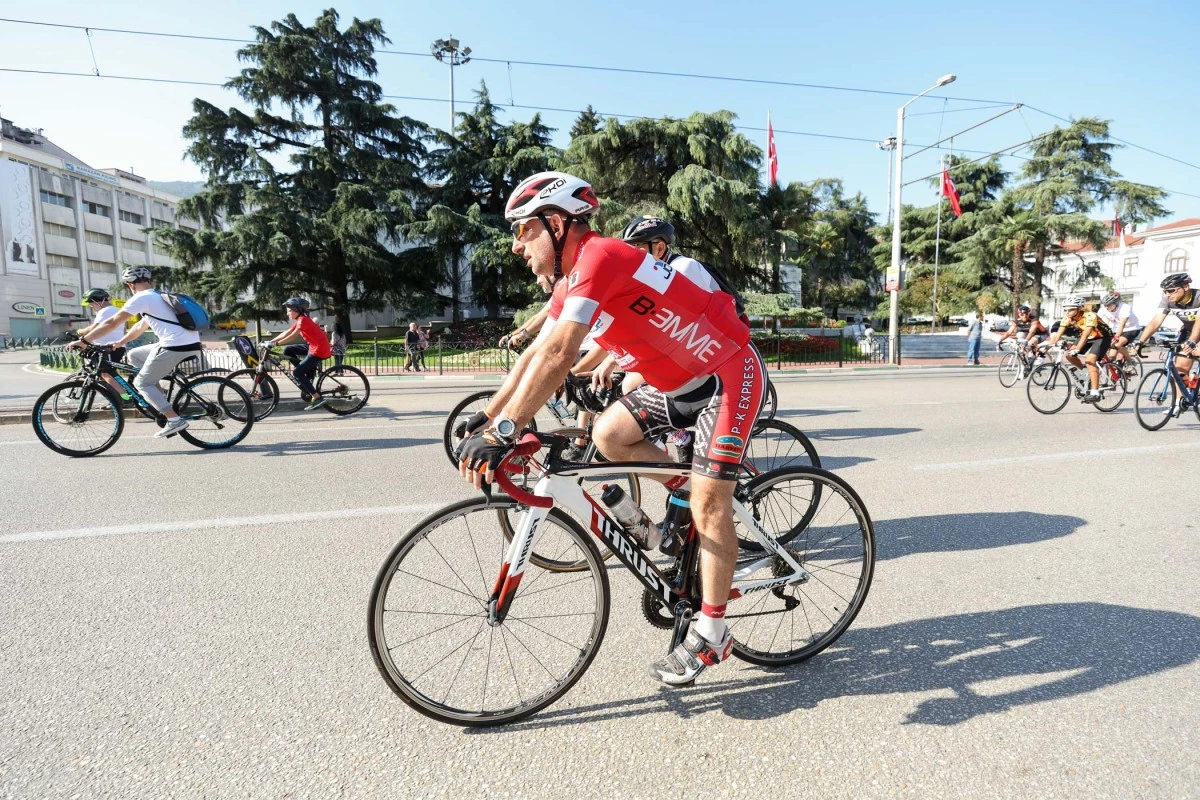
[458,171,764,686]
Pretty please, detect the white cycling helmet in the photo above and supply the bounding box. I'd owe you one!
[1062,295,1087,309]
[121,265,153,284]
[504,171,599,222]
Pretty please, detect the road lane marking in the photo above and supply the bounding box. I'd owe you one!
[915,440,1200,471]
[0,504,446,544]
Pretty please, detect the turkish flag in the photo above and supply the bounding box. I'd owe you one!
[767,115,779,186]
[941,169,962,217]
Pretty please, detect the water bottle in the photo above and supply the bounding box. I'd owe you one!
[658,490,692,558]
[547,395,573,421]
[600,485,662,550]
[1187,372,1199,391]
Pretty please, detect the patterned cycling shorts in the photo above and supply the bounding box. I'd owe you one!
[617,343,765,480]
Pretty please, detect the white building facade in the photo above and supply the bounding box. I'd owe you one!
[1043,218,1199,329]
[0,117,194,340]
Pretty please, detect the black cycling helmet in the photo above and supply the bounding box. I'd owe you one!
[282,297,311,312]
[1161,273,1191,290]
[621,215,675,246]
[1017,304,1031,314]
[82,288,110,306]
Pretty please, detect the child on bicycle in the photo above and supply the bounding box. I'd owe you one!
[262,298,332,410]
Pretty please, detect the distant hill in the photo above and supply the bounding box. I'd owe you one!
[148,180,204,199]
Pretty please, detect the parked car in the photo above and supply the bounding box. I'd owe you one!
[216,319,247,331]
[1152,328,1180,347]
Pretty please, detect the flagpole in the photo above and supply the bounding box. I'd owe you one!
[932,152,944,332]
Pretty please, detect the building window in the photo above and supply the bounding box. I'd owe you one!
[1123,257,1138,277]
[85,230,113,246]
[43,221,76,238]
[151,218,174,229]
[40,190,72,208]
[121,237,147,252]
[83,200,111,217]
[119,210,144,225]
[45,253,79,268]
[87,260,116,273]
[1166,248,1189,273]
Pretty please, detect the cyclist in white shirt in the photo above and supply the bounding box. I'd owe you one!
[1097,291,1142,363]
[71,266,201,437]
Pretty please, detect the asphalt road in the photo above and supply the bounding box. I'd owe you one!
[1,370,1197,799]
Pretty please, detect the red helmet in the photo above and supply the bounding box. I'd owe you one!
[505,171,599,222]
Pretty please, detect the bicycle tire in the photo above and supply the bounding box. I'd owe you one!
[1093,367,1127,413]
[32,381,124,457]
[443,390,559,467]
[172,376,255,449]
[728,466,875,666]
[225,369,279,421]
[1122,354,1143,381]
[1135,369,1177,431]
[759,380,778,420]
[997,353,1022,387]
[741,418,821,477]
[368,497,610,727]
[1027,365,1071,414]
[317,365,370,415]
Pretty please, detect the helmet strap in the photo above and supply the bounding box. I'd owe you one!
[539,212,575,285]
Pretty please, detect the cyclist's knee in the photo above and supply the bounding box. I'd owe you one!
[592,404,639,450]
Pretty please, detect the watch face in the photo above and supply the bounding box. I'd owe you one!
[495,418,516,438]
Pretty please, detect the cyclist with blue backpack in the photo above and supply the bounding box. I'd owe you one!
[70,266,203,438]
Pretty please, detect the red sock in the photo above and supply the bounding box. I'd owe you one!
[665,475,690,491]
[700,602,726,619]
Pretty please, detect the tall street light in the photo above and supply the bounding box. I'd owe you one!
[876,136,897,224]
[431,37,472,133]
[887,73,955,365]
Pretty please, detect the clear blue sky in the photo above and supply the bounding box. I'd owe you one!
[2,0,1197,223]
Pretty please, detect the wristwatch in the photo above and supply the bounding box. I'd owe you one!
[492,416,518,444]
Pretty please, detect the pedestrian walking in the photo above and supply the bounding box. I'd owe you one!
[329,321,348,370]
[415,325,429,371]
[966,312,983,365]
[404,322,422,371]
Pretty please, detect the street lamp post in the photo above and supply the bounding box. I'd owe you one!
[887,73,956,365]
[431,37,472,133]
[876,136,897,224]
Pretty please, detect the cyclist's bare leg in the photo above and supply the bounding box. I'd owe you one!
[689,474,738,614]
[1083,352,1100,390]
[592,403,673,483]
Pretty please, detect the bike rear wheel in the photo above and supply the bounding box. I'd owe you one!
[1135,369,1177,431]
[741,418,820,477]
[172,376,255,448]
[1027,365,1071,414]
[32,381,124,457]
[444,390,565,467]
[317,365,370,415]
[997,353,1022,387]
[1093,367,1127,412]
[759,380,778,420]
[225,369,279,422]
[369,498,610,727]
[728,467,875,666]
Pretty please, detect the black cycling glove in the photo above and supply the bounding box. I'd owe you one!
[454,411,490,443]
[459,428,514,475]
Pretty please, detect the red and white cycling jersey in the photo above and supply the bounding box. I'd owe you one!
[543,233,749,392]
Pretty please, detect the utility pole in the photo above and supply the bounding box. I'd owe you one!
[431,37,472,133]
[876,137,897,224]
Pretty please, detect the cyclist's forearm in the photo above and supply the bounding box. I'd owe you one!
[501,346,577,428]
[571,345,608,374]
[485,343,538,417]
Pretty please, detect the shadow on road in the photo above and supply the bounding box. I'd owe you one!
[103,436,439,458]
[776,407,861,419]
[874,511,1085,560]
[468,602,1199,733]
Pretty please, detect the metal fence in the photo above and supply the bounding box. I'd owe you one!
[751,329,889,368]
[39,331,890,377]
[3,335,65,350]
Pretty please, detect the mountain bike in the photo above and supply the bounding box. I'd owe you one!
[368,430,874,726]
[1134,343,1200,431]
[32,344,254,457]
[1026,346,1127,414]
[224,340,370,420]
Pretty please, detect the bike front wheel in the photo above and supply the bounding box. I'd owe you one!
[369,498,610,727]
[1093,368,1127,413]
[172,376,255,449]
[317,365,370,415]
[1027,365,1071,414]
[32,381,124,457]
[997,353,1023,387]
[1135,369,1177,431]
[224,369,279,421]
[759,380,778,420]
[729,466,875,666]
